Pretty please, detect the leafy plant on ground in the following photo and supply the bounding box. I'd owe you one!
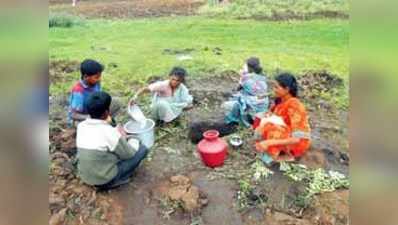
[251,160,274,182]
[235,160,272,211]
[236,178,268,211]
[279,162,349,208]
[159,197,183,220]
[190,215,205,225]
[236,179,254,210]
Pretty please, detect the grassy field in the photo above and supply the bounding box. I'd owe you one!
[49,16,348,96]
[200,0,349,20]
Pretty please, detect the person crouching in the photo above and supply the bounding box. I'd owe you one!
[76,91,148,190]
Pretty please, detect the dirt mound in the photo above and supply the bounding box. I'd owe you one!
[297,70,344,100]
[245,191,349,225]
[298,148,349,175]
[49,147,123,225]
[303,190,349,225]
[187,73,239,143]
[49,92,124,225]
[49,60,80,84]
[153,175,208,214]
[49,94,76,155]
[263,210,312,225]
[188,72,237,106]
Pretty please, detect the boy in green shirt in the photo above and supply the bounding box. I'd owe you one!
[76,91,148,190]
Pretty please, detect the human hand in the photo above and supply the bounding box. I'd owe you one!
[258,116,272,131]
[255,140,269,153]
[242,63,248,73]
[117,124,127,136]
[265,112,272,117]
[255,118,268,134]
[106,115,113,124]
[129,94,139,106]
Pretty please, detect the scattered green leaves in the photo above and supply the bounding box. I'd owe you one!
[159,197,183,220]
[251,160,274,182]
[279,162,349,208]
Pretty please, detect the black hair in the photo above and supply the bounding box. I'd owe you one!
[80,59,104,79]
[246,57,263,74]
[86,91,111,119]
[275,72,298,97]
[169,67,187,83]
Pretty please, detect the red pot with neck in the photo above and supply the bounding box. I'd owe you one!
[197,130,228,168]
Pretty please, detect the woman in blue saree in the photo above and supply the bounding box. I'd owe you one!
[224,57,269,127]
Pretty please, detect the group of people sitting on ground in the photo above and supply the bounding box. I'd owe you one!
[68,57,311,190]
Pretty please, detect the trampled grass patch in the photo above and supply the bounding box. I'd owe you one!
[49,17,348,99]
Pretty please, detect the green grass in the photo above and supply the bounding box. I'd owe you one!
[49,16,348,96]
[49,13,85,28]
[200,0,349,19]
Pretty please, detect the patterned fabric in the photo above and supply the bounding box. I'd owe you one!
[68,80,101,125]
[225,72,269,127]
[240,72,268,97]
[148,80,193,122]
[259,97,311,157]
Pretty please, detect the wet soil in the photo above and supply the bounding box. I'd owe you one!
[112,72,348,224]
[49,70,349,224]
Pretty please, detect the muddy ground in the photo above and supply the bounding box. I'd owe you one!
[50,0,206,19]
[49,66,349,225]
[49,0,348,20]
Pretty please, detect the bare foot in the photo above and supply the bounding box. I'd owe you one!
[276,154,295,162]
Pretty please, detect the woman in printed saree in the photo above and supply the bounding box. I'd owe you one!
[133,67,193,124]
[254,73,311,161]
[224,57,269,127]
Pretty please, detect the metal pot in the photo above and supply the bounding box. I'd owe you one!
[124,119,155,149]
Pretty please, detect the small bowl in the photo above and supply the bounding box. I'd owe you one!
[229,135,243,148]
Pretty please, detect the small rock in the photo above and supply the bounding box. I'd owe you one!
[170,175,191,185]
[49,195,65,212]
[266,211,311,225]
[73,185,91,195]
[168,186,189,201]
[155,175,208,214]
[181,186,200,212]
[49,208,67,225]
[200,198,209,206]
